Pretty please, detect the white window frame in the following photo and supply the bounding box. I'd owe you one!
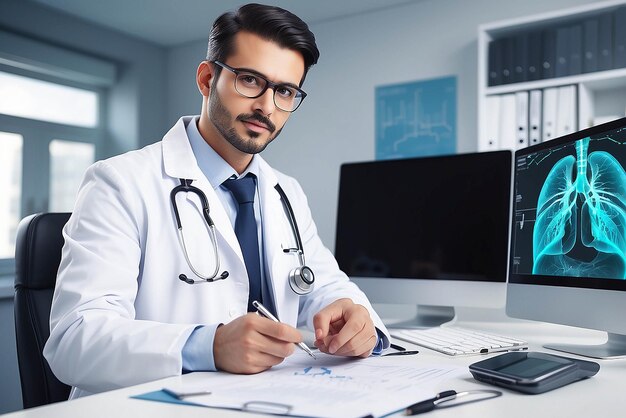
[0,69,105,275]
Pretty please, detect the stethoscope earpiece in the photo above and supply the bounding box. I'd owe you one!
[179,274,195,284]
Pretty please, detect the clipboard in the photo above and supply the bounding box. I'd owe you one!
[132,390,292,415]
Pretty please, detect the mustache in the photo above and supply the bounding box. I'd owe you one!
[236,113,276,133]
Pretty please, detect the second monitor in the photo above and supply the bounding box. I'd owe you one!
[335,150,512,327]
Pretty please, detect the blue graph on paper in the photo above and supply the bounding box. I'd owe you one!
[375,76,456,160]
[294,366,352,379]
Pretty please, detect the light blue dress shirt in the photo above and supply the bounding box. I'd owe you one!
[181,117,383,372]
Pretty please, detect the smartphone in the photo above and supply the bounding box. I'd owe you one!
[469,351,599,394]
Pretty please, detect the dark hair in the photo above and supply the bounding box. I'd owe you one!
[207,3,319,85]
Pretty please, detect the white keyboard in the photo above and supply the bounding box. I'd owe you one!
[392,327,528,356]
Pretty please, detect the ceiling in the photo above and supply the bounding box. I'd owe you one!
[32,0,424,47]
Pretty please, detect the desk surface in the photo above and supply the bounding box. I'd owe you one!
[4,319,625,418]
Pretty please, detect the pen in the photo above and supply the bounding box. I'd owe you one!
[382,350,420,357]
[405,389,501,415]
[252,300,317,360]
[162,388,212,400]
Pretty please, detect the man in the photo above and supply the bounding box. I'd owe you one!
[44,3,390,398]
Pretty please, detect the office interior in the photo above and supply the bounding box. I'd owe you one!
[0,0,616,414]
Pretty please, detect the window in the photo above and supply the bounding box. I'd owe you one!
[49,140,95,212]
[0,72,98,128]
[0,132,23,260]
[0,70,102,274]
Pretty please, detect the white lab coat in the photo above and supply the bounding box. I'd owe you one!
[44,116,389,397]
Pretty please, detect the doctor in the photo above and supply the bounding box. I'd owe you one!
[44,3,390,397]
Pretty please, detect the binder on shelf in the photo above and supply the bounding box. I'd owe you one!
[514,33,529,83]
[542,87,558,142]
[542,29,556,79]
[488,38,503,86]
[569,24,583,76]
[583,18,599,73]
[598,12,613,71]
[501,37,515,84]
[556,85,578,138]
[499,94,517,150]
[480,95,501,151]
[515,91,529,149]
[528,31,542,81]
[529,90,542,146]
[555,26,570,77]
[614,6,626,69]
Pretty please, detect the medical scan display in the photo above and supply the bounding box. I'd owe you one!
[511,123,626,280]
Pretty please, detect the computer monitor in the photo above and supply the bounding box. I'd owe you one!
[507,116,626,359]
[335,150,513,328]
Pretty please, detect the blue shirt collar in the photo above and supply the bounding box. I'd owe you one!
[186,116,260,187]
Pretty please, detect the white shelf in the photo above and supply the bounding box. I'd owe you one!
[485,67,626,95]
[477,0,626,151]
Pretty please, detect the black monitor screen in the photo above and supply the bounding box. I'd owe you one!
[510,117,626,291]
[335,151,512,282]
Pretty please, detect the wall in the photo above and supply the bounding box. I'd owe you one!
[167,0,606,248]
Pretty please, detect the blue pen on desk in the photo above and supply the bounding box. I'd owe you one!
[252,300,317,360]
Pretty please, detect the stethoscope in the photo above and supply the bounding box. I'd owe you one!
[170,178,315,295]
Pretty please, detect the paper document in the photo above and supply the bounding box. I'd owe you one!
[165,351,466,418]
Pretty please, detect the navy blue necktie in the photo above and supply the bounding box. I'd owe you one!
[222,174,262,312]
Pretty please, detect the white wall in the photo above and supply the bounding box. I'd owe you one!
[167,0,604,249]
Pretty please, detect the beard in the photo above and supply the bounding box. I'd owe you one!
[208,87,283,155]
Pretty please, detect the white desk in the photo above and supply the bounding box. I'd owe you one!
[4,319,625,418]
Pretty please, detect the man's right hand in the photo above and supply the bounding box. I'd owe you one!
[213,313,302,373]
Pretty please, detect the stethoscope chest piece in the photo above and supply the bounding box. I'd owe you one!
[289,265,315,295]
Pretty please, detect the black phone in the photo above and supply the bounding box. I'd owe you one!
[469,351,599,394]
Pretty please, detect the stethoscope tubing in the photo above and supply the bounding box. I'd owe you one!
[172,178,313,293]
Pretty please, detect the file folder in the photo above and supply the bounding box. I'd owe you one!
[542,88,558,142]
[514,34,529,83]
[569,24,583,76]
[488,38,503,86]
[528,31,542,81]
[598,12,613,71]
[515,91,529,149]
[501,37,515,84]
[480,95,501,151]
[542,29,556,79]
[499,94,517,149]
[556,85,577,137]
[615,6,626,68]
[555,26,570,77]
[583,18,599,73]
[529,90,542,146]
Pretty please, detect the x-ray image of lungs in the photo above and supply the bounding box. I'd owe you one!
[533,137,626,279]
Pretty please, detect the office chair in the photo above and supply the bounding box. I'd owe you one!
[14,212,72,408]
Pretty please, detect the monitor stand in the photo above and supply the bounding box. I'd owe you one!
[545,332,626,359]
[387,305,455,329]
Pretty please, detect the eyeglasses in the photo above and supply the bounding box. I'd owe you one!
[212,61,307,112]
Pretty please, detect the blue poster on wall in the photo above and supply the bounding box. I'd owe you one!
[375,76,456,160]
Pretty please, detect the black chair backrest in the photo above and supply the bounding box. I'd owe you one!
[14,213,72,408]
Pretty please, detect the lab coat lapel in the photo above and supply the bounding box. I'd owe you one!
[162,117,244,267]
[258,158,300,325]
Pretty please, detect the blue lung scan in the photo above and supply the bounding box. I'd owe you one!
[533,137,626,279]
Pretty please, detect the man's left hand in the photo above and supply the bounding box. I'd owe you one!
[313,298,377,358]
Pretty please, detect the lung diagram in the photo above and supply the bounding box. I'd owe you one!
[533,137,626,279]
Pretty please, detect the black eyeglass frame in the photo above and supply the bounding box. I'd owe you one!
[212,60,307,112]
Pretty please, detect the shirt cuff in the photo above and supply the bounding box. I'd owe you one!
[371,327,390,355]
[182,323,221,372]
